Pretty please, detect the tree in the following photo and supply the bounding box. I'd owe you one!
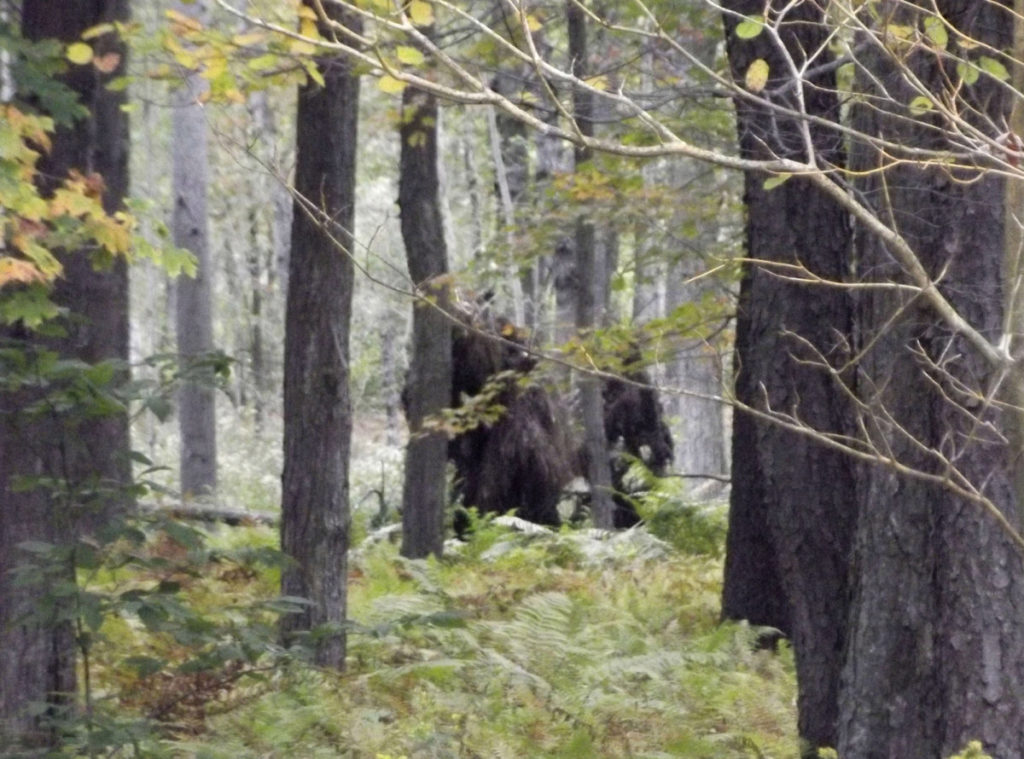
[837,2,1024,753]
[0,0,131,746]
[399,82,452,559]
[567,0,616,530]
[279,1,361,668]
[171,0,217,499]
[718,1,857,752]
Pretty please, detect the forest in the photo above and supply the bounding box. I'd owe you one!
[2,0,1024,757]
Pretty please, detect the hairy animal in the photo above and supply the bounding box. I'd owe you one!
[602,362,674,527]
[446,298,673,530]
[448,300,573,526]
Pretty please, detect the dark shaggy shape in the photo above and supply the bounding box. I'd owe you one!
[446,300,673,530]
[448,302,573,526]
[602,363,674,528]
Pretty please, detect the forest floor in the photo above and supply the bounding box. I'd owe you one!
[102,410,797,757]
[88,511,797,758]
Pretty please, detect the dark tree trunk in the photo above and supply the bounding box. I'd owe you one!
[399,85,452,559]
[172,0,217,498]
[839,3,1024,754]
[568,0,616,530]
[0,0,131,747]
[720,2,857,752]
[280,3,360,670]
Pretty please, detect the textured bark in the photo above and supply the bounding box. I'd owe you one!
[839,3,1024,754]
[399,86,452,559]
[1,0,131,746]
[720,2,857,751]
[568,1,616,529]
[280,4,360,669]
[172,0,217,498]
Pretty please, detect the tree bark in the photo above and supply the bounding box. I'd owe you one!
[568,0,616,530]
[172,0,217,499]
[280,3,360,670]
[840,3,1024,754]
[1,0,131,746]
[720,2,857,752]
[399,85,452,559]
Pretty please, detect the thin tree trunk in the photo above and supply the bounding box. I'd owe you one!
[172,0,217,498]
[399,85,452,559]
[568,1,615,529]
[491,70,532,327]
[1,1,131,746]
[280,3,360,669]
[667,260,726,484]
[720,2,856,752]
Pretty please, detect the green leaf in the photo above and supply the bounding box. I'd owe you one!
[908,95,933,115]
[378,74,406,94]
[957,61,980,86]
[734,17,764,39]
[65,42,93,65]
[979,56,1010,82]
[408,0,433,26]
[396,45,424,66]
[0,286,60,328]
[745,58,769,93]
[763,174,791,190]
[302,59,325,88]
[922,16,947,49]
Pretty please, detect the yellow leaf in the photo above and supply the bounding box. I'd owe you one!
[82,23,115,40]
[66,42,93,65]
[396,45,424,65]
[300,17,321,40]
[165,9,203,33]
[745,58,769,92]
[585,75,609,91]
[525,14,542,32]
[289,38,318,56]
[232,31,267,47]
[408,0,433,26]
[378,75,406,94]
[0,258,48,287]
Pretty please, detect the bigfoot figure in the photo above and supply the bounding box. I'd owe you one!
[447,299,573,526]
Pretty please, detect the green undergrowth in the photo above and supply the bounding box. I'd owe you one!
[140,515,799,759]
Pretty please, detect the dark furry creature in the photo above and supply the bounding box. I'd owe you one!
[602,363,674,528]
[448,301,574,526]
[446,299,673,530]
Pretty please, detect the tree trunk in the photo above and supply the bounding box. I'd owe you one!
[280,3,360,670]
[839,3,1024,754]
[666,255,726,486]
[172,0,217,499]
[568,1,616,529]
[399,85,452,559]
[491,70,533,327]
[720,2,857,752]
[533,35,572,347]
[1,0,131,746]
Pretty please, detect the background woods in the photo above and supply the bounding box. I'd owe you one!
[2,0,1024,757]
